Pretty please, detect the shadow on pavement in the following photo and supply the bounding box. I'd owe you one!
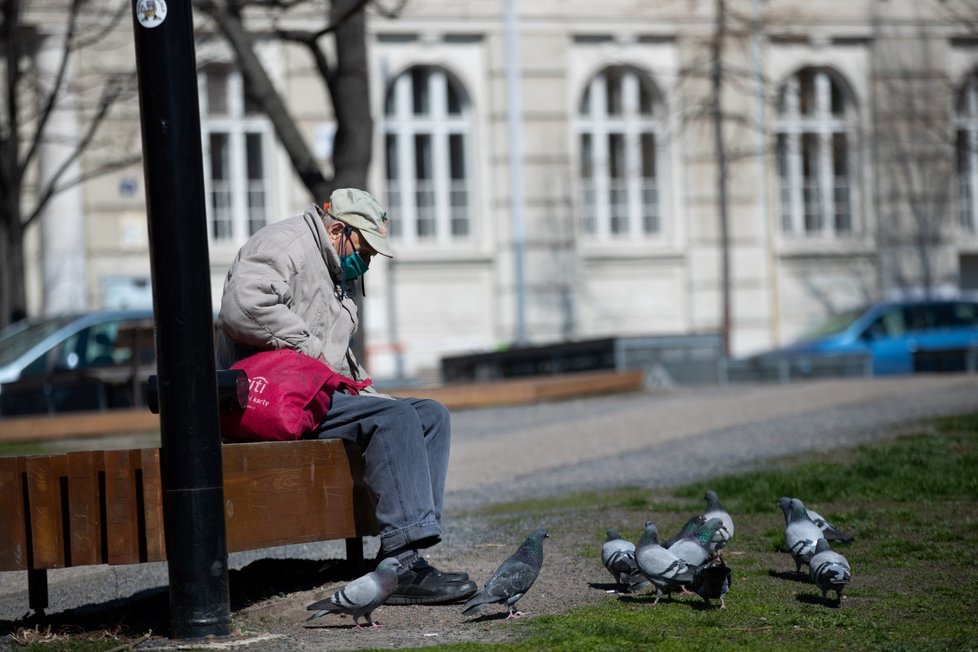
[0,557,361,639]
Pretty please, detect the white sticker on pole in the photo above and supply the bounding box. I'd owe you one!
[136,0,167,28]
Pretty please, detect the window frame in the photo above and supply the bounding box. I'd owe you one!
[774,67,860,239]
[198,64,276,247]
[383,64,474,246]
[955,70,978,234]
[576,64,664,241]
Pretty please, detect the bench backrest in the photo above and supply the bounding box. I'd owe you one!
[0,439,377,572]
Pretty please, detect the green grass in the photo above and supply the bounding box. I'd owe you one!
[398,412,978,652]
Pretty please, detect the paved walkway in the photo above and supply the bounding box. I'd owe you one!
[445,373,978,508]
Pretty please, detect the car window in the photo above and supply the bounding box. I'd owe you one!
[115,320,157,367]
[949,302,978,327]
[0,316,76,367]
[19,352,49,377]
[913,302,978,329]
[865,307,907,339]
[48,321,125,371]
[796,307,865,342]
[903,305,930,332]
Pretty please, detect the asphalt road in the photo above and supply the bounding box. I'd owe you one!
[1,372,976,628]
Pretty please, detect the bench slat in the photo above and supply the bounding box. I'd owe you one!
[103,450,140,565]
[26,456,67,569]
[0,457,27,571]
[221,439,375,551]
[140,448,166,562]
[66,451,102,566]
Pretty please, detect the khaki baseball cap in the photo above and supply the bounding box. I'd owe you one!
[326,188,394,258]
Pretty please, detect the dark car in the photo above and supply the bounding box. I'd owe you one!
[743,298,978,379]
[0,310,157,416]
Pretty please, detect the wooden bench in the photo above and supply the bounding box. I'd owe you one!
[0,439,378,613]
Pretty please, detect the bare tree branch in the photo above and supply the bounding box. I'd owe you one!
[369,0,407,19]
[273,0,369,40]
[23,75,134,228]
[20,0,85,179]
[75,0,130,49]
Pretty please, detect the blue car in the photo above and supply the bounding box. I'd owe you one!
[760,298,978,376]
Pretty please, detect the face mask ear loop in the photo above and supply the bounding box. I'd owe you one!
[340,226,368,297]
[335,225,351,299]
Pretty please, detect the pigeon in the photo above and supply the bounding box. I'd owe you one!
[691,559,732,609]
[305,557,401,628]
[661,515,706,549]
[633,521,695,605]
[667,517,725,568]
[702,490,734,551]
[462,528,548,619]
[777,496,854,543]
[601,529,650,592]
[783,498,826,572]
[809,538,852,603]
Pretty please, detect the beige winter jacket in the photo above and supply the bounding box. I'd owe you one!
[215,203,377,392]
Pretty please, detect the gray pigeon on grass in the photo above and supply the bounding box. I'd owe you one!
[634,521,694,605]
[777,496,854,543]
[667,517,725,568]
[661,515,706,550]
[601,529,649,592]
[306,557,401,628]
[809,538,851,603]
[462,528,548,619]
[702,490,734,552]
[783,498,826,572]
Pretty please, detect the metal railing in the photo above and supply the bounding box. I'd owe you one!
[439,336,977,387]
[720,353,871,384]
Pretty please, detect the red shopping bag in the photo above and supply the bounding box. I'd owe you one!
[220,349,372,442]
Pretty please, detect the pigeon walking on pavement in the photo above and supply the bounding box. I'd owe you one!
[809,538,852,604]
[667,517,725,568]
[777,496,854,543]
[601,529,649,593]
[702,490,734,553]
[462,528,549,619]
[305,557,401,628]
[783,498,826,572]
[634,521,694,605]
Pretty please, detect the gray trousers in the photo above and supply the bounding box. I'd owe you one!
[308,392,450,555]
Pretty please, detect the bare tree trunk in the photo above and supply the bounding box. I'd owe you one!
[328,0,372,191]
[0,219,28,326]
[1,0,28,326]
[329,0,372,365]
[713,0,731,357]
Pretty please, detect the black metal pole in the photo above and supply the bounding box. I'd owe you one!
[130,0,231,639]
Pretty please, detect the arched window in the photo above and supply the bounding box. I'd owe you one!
[955,71,978,233]
[199,63,274,244]
[578,65,662,239]
[775,67,858,237]
[384,66,472,243]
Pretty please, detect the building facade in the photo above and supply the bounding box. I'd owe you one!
[14,0,978,381]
